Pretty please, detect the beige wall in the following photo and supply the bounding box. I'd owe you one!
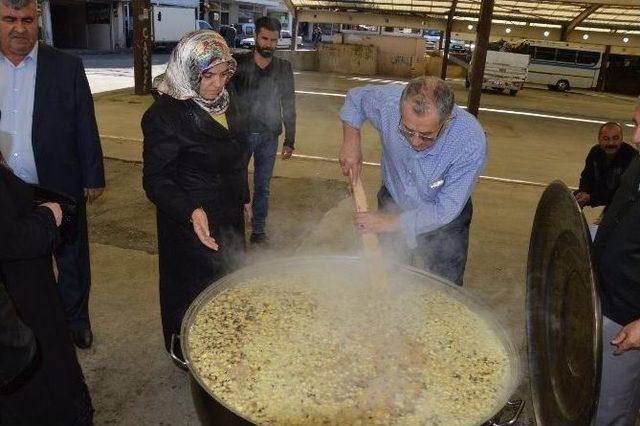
[424,56,467,79]
[317,44,377,76]
[274,50,318,71]
[341,32,426,78]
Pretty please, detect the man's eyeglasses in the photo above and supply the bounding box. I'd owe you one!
[398,118,449,145]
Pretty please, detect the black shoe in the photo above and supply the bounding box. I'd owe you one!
[249,233,269,247]
[71,328,93,349]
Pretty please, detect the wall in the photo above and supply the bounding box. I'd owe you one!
[274,50,318,71]
[342,32,426,77]
[88,24,111,50]
[424,55,466,79]
[317,43,377,75]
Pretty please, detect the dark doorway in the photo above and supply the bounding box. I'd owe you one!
[51,1,87,48]
[604,54,640,96]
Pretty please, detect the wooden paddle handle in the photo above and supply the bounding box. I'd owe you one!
[348,173,387,290]
[350,175,380,252]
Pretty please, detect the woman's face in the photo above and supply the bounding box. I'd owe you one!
[199,62,232,101]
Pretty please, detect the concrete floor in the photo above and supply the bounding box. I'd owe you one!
[79,71,638,425]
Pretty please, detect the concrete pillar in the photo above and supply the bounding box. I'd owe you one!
[441,0,457,80]
[287,11,293,33]
[39,0,53,46]
[290,9,297,51]
[228,2,239,24]
[596,45,611,92]
[467,0,495,117]
[113,2,126,50]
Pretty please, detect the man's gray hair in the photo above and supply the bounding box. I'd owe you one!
[1,0,36,8]
[400,76,454,121]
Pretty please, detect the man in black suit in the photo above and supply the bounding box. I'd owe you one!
[0,0,105,348]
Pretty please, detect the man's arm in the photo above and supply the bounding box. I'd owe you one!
[575,148,596,207]
[339,124,363,183]
[281,61,296,156]
[338,85,387,181]
[73,57,105,201]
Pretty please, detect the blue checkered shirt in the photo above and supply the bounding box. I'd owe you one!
[340,83,487,248]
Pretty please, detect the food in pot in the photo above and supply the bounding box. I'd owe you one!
[188,271,512,425]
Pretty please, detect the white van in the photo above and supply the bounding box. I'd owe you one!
[466,51,530,96]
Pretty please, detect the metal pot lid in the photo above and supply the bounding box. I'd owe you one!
[526,181,602,425]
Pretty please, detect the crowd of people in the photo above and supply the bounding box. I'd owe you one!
[1,0,640,423]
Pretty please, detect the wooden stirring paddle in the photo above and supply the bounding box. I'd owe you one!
[349,172,388,289]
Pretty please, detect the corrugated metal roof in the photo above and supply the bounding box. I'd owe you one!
[289,0,640,31]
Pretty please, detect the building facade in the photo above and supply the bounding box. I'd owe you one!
[39,0,292,50]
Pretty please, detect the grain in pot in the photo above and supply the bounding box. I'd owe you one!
[187,270,513,426]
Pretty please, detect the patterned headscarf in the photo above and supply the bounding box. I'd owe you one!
[157,30,236,115]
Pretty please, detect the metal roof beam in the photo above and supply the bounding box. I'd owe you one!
[561,4,602,40]
[296,9,443,29]
[283,0,296,13]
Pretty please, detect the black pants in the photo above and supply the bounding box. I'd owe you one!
[54,201,91,331]
[377,186,472,286]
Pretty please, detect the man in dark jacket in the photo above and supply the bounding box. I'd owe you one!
[575,121,635,209]
[593,104,640,425]
[227,16,296,246]
[0,0,105,348]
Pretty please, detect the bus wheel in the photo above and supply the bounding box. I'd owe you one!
[508,89,518,96]
[555,80,570,92]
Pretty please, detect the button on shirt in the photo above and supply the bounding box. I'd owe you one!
[340,83,487,248]
[0,44,39,184]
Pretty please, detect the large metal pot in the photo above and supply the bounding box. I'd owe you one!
[172,255,523,425]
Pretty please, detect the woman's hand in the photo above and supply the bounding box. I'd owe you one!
[244,203,252,223]
[41,202,62,227]
[191,208,219,250]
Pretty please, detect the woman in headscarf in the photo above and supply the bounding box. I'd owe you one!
[142,30,249,357]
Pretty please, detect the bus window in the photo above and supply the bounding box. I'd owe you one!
[577,51,600,66]
[556,49,577,63]
[534,47,555,61]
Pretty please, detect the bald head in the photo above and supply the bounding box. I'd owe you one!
[598,121,623,155]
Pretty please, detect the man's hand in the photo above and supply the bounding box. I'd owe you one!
[282,146,294,160]
[354,212,399,234]
[40,202,63,227]
[84,187,105,203]
[340,124,363,184]
[574,192,591,208]
[191,208,219,251]
[244,203,252,223]
[612,319,640,355]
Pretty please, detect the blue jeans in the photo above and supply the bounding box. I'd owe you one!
[377,186,472,286]
[247,133,278,235]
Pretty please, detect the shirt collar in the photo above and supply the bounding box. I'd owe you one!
[0,42,38,67]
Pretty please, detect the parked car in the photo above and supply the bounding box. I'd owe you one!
[277,30,303,49]
[240,30,303,49]
[234,23,255,47]
[423,29,440,50]
[465,50,530,96]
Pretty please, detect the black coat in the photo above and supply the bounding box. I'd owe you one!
[593,154,640,325]
[33,44,105,198]
[0,166,92,425]
[577,143,636,208]
[142,96,248,351]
